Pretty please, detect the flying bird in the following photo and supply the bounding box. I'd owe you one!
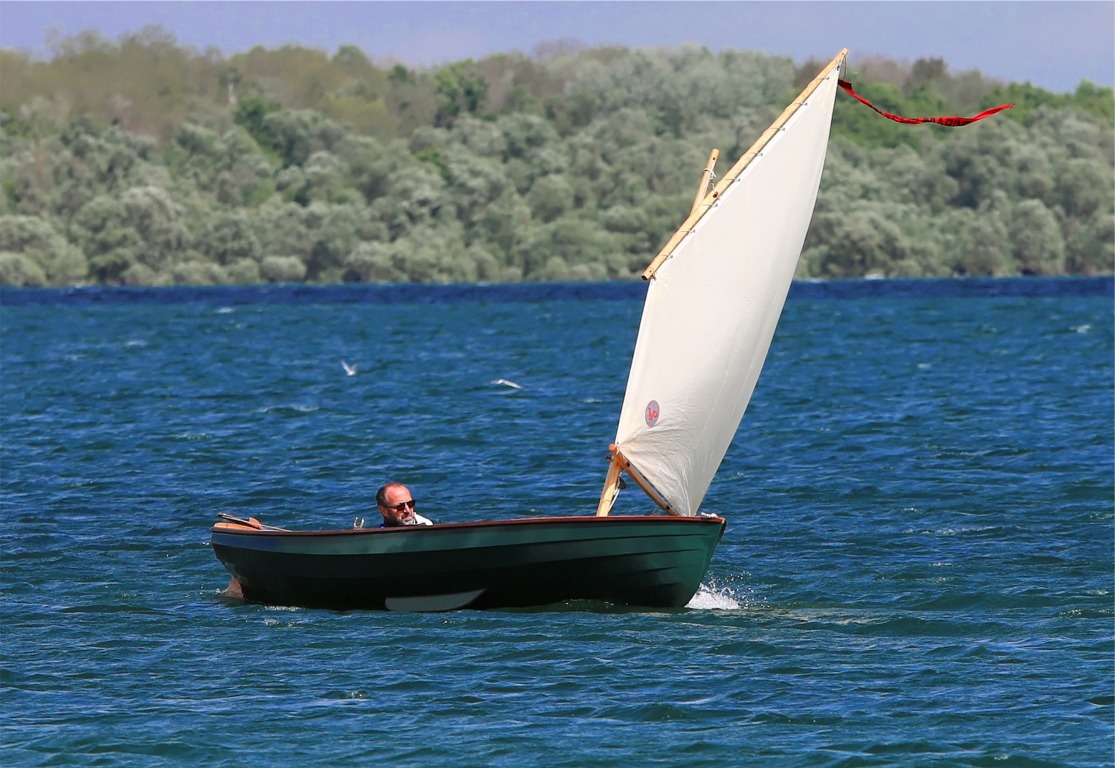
[342,360,357,376]
[492,378,522,389]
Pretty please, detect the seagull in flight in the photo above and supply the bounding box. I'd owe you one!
[341,360,357,376]
[492,378,522,389]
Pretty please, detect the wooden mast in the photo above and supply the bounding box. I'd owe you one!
[595,454,623,516]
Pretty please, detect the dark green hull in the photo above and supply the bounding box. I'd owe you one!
[211,515,726,611]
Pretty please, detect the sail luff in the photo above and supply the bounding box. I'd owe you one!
[642,49,848,282]
[608,50,848,517]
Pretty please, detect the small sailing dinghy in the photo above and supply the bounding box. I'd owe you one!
[210,50,849,611]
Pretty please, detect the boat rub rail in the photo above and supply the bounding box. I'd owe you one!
[212,514,726,536]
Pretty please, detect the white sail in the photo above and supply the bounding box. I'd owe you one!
[610,52,846,516]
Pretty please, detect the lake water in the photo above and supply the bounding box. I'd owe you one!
[2,277,1112,767]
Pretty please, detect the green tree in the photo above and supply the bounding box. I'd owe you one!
[1063,209,1115,275]
[0,214,87,283]
[958,211,1011,276]
[255,200,315,262]
[261,109,348,167]
[0,251,48,285]
[0,38,1111,285]
[432,61,490,126]
[521,214,625,280]
[260,254,306,282]
[807,206,909,277]
[197,211,261,265]
[443,151,511,234]
[233,95,282,153]
[304,203,362,282]
[1011,199,1065,275]
[374,165,450,238]
[72,196,141,283]
[301,150,360,205]
[526,174,574,222]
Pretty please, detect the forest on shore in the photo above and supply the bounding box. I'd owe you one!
[1,28,1112,287]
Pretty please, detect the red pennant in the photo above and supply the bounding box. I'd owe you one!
[838,79,1013,127]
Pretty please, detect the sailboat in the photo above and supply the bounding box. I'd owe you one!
[210,50,848,611]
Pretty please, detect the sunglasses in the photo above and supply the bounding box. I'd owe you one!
[382,499,416,512]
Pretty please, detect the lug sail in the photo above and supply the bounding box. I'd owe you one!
[600,50,848,517]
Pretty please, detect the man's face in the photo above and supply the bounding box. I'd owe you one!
[380,485,416,526]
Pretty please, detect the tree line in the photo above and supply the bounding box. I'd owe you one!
[0,27,1111,287]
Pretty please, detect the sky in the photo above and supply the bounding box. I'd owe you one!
[1,1,1112,93]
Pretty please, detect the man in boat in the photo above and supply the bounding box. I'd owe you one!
[377,482,433,527]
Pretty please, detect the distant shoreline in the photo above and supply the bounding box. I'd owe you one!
[3,275,1111,308]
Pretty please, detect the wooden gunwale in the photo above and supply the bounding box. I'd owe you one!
[212,514,724,537]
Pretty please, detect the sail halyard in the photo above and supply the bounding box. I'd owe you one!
[597,49,848,518]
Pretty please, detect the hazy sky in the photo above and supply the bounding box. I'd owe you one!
[1,1,1112,93]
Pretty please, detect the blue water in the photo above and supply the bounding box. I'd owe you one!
[2,278,1112,767]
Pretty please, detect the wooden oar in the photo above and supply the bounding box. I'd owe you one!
[216,512,291,532]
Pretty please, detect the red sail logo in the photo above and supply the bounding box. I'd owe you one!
[645,400,660,427]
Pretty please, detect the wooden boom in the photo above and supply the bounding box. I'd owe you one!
[596,444,677,517]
